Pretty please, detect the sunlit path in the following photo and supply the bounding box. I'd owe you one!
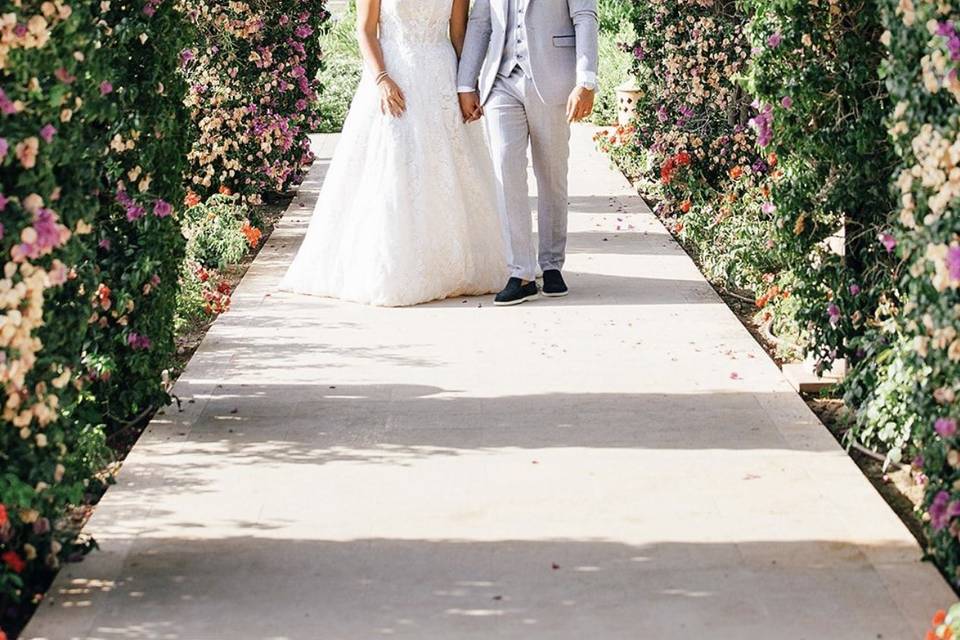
[23,129,952,640]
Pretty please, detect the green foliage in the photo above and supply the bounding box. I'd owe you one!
[181,0,330,202]
[183,193,252,269]
[315,4,361,133]
[880,0,960,585]
[0,0,190,621]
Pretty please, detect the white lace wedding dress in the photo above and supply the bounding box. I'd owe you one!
[280,0,508,307]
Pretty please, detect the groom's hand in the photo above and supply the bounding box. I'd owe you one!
[458,91,484,123]
[567,86,596,123]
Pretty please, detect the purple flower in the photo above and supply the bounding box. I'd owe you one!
[143,2,156,16]
[749,103,774,147]
[100,81,114,96]
[33,209,60,251]
[33,517,50,535]
[127,332,152,350]
[930,490,952,531]
[880,233,897,253]
[179,49,195,67]
[849,283,860,296]
[827,303,841,326]
[99,238,111,250]
[0,137,7,159]
[294,25,313,39]
[40,124,57,143]
[0,89,15,115]
[125,204,145,222]
[936,417,958,439]
[946,245,960,281]
[781,96,793,109]
[767,32,783,49]
[633,45,645,60]
[153,199,172,218]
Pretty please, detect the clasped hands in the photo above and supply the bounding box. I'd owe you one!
[457,86,596,123]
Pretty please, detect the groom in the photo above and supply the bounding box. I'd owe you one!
[457,0,599,306]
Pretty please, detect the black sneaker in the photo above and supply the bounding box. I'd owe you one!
[494,278,540,306]
[541,270,568,297]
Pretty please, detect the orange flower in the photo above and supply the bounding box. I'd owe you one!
[218,185,233,196]
[935,611,948,626]
[729,165,744,180]
[679,200,691,213]
[767,151,778,167]
[95,283,112,310]
[241,221,262,248]
[184,190,201,208]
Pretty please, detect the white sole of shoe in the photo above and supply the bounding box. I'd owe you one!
[494,292,540,307]
[541,290,569,298]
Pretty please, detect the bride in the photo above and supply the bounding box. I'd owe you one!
[280,0,508,307]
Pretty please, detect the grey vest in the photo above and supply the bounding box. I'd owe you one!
[498,0,531,78]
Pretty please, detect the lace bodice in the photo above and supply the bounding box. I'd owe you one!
[379,0,452,45]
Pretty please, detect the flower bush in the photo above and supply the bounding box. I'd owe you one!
[0,0,191,624]
[622,0,777,292]
[882,0,960,585]
[179,0,329,203]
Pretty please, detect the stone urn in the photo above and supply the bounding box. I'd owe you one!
[615,79,644,127]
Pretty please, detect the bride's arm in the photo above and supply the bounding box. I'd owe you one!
[357,0,405,117]
[450,0,469,58]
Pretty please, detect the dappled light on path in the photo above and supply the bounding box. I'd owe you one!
[23,130,951,640]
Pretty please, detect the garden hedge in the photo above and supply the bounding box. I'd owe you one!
[181,0,329,203]
[882,0,960,584]
[0,0,192,620]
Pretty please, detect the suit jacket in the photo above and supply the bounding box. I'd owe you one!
[457,0,599,106]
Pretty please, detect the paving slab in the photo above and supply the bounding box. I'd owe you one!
[23,128,954,640]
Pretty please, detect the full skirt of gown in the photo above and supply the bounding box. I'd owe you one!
[280,31,508,307]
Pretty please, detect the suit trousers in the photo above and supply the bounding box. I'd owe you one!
[485,68,570,282]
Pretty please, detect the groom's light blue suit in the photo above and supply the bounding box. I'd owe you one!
[457,0,599,282]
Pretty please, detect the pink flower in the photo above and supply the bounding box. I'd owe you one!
[0,193,7,212]
[40,124,57,143]
[0,89,15,115]
[127,332,152,350]
[0,137,7,160]
[54,67,76,84]
[767,32,783,49]
[936,417,958,439]
[849,283,860,296]
[947,245,960,281]
[827,303,841,326]
[761,202,777,215]
[100,81,113,96]
[153,199,172,218]
[781,96,793,109]
[880,233,897,253]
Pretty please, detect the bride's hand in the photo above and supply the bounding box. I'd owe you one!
[378,75,406,117]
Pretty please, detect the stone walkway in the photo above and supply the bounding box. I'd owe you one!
[24,129,953,640]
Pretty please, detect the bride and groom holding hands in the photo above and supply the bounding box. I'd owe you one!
[281,0,600,307]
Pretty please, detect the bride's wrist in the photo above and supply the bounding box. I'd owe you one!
[375,71,390,86]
